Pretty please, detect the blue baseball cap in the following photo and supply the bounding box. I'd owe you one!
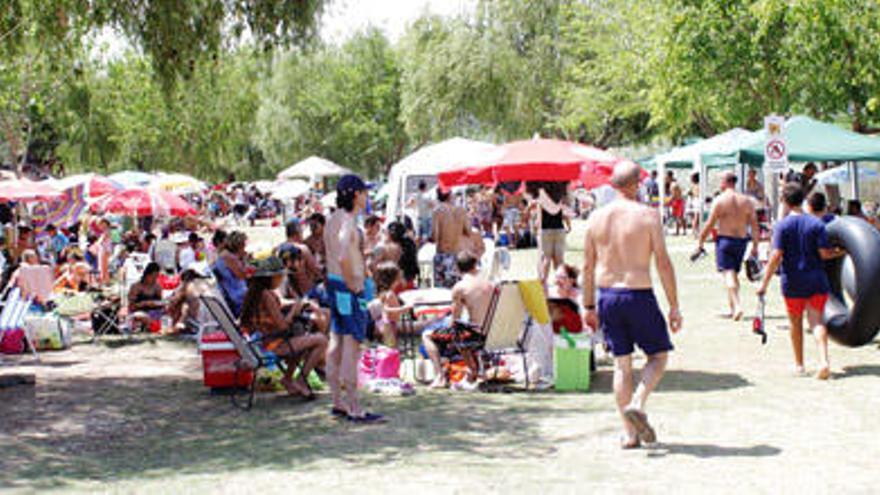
[337,174,368,195]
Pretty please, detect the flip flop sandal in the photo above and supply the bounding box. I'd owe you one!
[624,408,657,444]
[620,435,641,450]
[347,412,386,424]
[330,407,348,418]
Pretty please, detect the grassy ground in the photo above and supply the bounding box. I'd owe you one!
[1,223,879,494]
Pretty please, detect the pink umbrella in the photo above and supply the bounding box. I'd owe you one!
[0,179,67,202]
[90,188,197,217]
[438,138,619,188]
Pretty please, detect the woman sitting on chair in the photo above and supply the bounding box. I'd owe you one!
[128,262,165,331]
[166,263,211,334]
[213,231,249,316]
[547,263,584,335]
[54,251,92,293]
[549,263,581,302]
[277,244,330,334]
[240,256,328,399]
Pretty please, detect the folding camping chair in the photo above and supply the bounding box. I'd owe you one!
[200,294,302,410]
[14,265,54,307]
[476,281,534,389]
[90,291,125,342]
[0,287,38,360]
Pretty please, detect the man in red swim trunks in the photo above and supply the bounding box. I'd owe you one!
[758,183,842,379]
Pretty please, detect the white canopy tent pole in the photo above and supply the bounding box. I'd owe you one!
[698,159,708,225]
[736,162,746,193]
[396,173,407,220]
[658,160,666,223]
[849,161,860,200]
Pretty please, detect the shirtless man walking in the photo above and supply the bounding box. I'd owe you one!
[696,172,760,320]
[324,174,383,423]
[432,188,467,288]
[583,161,682,449]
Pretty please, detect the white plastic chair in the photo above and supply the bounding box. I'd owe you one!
[0,288,38,360]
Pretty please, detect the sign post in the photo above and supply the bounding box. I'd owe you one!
[764,115,787,221]
[764,115,788,172]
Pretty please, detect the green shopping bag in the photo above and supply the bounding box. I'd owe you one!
[554,329,592,392]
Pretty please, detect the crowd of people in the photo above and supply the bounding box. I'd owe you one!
[642,162,880,239]
[0,159,871,441]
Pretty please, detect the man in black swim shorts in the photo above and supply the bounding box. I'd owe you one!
[583,161,682,449]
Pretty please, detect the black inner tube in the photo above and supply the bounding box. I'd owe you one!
[823,217,880,347]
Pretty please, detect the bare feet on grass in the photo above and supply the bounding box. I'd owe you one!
[281,376,311,397]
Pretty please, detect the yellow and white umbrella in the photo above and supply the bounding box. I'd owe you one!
[152,173,206,194]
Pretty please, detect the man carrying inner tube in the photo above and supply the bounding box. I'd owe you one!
[757,183,842,380]
[696,172,760,321]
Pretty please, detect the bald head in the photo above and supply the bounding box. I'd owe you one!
[610,160,642,190]
[721,171,737,188]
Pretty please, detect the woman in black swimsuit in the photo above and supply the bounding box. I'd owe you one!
[128,262,165,331]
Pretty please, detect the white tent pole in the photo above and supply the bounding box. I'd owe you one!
[849,161,860,200]
[658,160,666,223]
[736,162,746,193]
[397,174,406,220]
[699,159,708,225]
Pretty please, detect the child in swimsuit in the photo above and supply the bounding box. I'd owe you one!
[372,262,412,347]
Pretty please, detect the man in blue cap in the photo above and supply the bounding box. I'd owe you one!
[324,174,384,423]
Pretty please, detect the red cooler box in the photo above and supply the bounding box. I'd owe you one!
[200,331,254,389]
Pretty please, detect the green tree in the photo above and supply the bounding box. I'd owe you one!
[552,0,660,147]
[2,0,326,92]
[255,29,407,179]
[782,0,880,132]
[398,0,567,144]
[54,51,263,180]
[0,32,72,176]
[650,0,880,138]
[649,0,792,138]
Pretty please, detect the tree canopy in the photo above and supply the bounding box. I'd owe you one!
[3,0,880,181]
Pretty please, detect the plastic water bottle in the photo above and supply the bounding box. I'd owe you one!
[161,315,172,332]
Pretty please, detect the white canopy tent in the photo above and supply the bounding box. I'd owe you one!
[277,156,351,181]
[269,179,311,200]
[320,191,337,208]
[815,165,880,186]
[653,128,753,221]
[385,137,497,220]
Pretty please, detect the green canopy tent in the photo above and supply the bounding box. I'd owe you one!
[701,116,880,200]
[652,128,754,220]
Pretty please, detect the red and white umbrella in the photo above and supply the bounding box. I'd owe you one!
[0,179,67,202]
[438,138,619,188]
[90,188,197,217]
[51,173,123,199]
